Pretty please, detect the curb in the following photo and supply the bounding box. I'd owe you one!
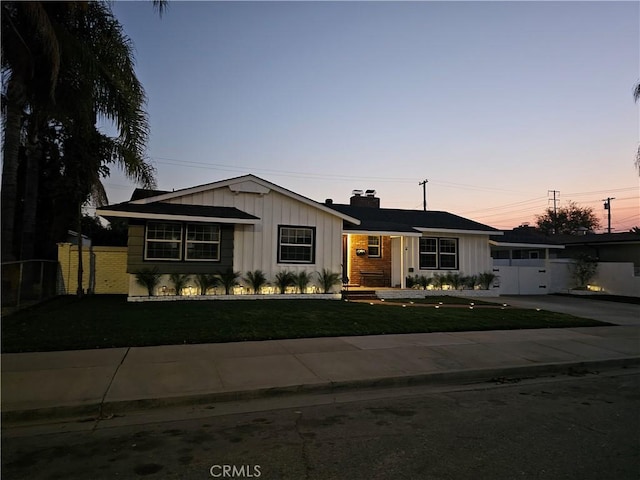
[3,356,639,425]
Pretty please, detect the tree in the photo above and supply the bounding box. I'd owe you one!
[535,202,601,235]
[1,0,165,262]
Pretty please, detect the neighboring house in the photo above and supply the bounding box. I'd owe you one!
[96,175,360,296]
[555,232,640,273]
[490,226,564,267]
[96,175,501,297]
[491,227,640,296]
[489,226,565,295]
[325,190,500,288]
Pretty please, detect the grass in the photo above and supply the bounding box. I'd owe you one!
[1,295,608,353]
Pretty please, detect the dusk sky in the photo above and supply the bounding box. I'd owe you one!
[102,1,640,232]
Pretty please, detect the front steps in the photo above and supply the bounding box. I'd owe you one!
[342,289,378,301]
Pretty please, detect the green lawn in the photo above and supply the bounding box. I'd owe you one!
[1,295,608,353]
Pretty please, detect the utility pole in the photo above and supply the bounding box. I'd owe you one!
[603,197,615,233]
[548,190,560,234]
[419,179,428,211]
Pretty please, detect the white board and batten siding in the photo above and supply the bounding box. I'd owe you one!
[166,183,344,279]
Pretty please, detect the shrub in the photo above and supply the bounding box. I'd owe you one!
[570,253,598,288]
[406,275,418,289]
[217,268,241,295]
[431,273,444,289]
[448,273,464,290]
[134,267,162,296]
[244,270,269,294]
[170,274,191,296]
[194,273,219,295]
[316,269,341,294]
[417,275,432,290]
[463,275,478,290]
[274,270,296,294]
[295,271,312,293]
[477,271,497,290]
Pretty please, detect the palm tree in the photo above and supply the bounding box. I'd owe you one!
[1,2,66,261]
[244,270,268,294]
[274,270,295,294]
[217,268,241,295]
[316,269,341,294]
[194,273,217,296]
[295,271,312,293]
[1,0,165,263]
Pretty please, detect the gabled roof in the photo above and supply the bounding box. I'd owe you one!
[124,174,360,225]
[130,188,170,201]
[97,174,360,225]
[327,204,500,236]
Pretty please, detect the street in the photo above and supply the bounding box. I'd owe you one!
[2,370,639,480]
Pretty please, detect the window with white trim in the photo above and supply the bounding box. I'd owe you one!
[419,237,458,270]
[145,222,182,260]
[186,224,220,260]
[278,226,315,264]
[367,236,381,257]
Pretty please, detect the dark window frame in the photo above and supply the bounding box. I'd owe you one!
[277,225,316,264]
[419,237,459,270]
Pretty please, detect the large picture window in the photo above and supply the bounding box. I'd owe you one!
[278,226,316,264]
[145,222,182,260]
[186,224,220,260]
[144,222,222,262]
[419,237,458,270]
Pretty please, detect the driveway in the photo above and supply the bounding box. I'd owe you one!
[485,295,640,326]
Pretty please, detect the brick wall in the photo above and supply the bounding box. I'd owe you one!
[348,235,392,287]
[57,243,128,294]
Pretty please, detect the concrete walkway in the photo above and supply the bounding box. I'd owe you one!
[3,319,639,422]
[485,295,640,326]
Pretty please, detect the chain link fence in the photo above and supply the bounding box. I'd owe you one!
[2,260,59,312]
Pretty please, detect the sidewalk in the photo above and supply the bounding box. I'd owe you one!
[3,322,639,423]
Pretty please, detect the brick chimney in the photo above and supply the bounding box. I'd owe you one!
[350,189,380,208]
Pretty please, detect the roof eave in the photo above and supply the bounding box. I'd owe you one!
[413,227,500,236]
[489,240,564,249]
[95,209,260,225]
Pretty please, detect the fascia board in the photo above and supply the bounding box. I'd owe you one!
[413,227,501,236]
[96,209,259,225]
[489,240,565,249]
[343,229,422,237]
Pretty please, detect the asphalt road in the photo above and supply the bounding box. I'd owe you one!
[3,369,639,480]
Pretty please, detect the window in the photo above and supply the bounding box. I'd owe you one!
[419,238,437,269]
[368,236,381,257]
[145,222,182,260]
[186,224,220,260]
[278,226,315,263]
[419,237,458,270]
